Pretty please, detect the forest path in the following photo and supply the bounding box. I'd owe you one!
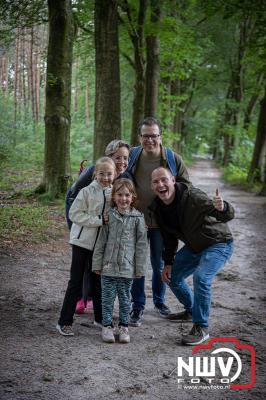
[0,159,265,400]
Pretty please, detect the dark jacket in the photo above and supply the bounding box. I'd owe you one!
[149,183,234,264]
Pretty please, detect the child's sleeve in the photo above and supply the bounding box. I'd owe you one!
[135,216,148,277]
[69,187,104,227]
[92,225,109,271]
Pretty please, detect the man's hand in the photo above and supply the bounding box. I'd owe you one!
[213,188,224,211]
[94,270,101,275]
[162,265,172,283]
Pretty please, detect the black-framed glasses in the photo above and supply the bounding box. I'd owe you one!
[140,134,161,140]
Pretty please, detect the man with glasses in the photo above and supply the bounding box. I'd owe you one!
[127,117,190,326]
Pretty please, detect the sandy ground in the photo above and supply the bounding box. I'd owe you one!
[0,159,266,400]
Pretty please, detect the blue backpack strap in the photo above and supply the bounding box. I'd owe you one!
[165,147,178,176]
[127,146,142,172]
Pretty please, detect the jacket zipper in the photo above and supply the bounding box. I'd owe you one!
[77,226,83,239]
[92,189,106,251]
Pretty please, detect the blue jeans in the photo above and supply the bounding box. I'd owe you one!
[169,241,234,327]
[131,228,165,310]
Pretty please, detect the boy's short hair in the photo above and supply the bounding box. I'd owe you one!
[138,117,162,135]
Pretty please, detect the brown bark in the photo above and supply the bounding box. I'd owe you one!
[144,0,160,117]
[248,85,266,184]
[85,80,90,128]
[94,0,121,161]
[40,0,75,197]
[222,18,252,165]
[125,0,147,145]
[243,73,264,130]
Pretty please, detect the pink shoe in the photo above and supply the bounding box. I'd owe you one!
[75,299,85,314]
[85,300,93,310]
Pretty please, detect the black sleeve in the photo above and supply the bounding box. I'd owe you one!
[161,229,179,265]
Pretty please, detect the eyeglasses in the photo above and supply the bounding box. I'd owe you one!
[140,134,161,141]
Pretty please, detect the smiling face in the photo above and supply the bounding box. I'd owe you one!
[94,162,116,188]
[139,124,162,156]
[151,168,176,204]
[113,185,134,213]
[111,146,129,175]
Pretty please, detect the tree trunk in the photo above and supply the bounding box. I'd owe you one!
[243,73,264,130]
[144,0,160,117]
[222,17,252,165]
[94,0,121,160]
[85,79,90,128]
[40,0,74,197]
[130,0,147,145]
[248,85,266,184]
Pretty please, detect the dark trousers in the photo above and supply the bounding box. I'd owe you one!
[58,245,102,326]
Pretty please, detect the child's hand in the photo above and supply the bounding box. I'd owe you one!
[94,270,101,275]
[213,188,224,211]
[103,213,109,224]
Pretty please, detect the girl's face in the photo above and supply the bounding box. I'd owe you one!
[114,186,133,213]
[111,146,129,175]
[95,163,116,188]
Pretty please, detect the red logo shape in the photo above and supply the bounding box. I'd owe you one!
[192,337,256,390]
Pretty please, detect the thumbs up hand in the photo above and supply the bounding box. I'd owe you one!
[213,188,224,211]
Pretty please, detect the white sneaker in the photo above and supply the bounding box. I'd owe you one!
[102,326,115,343]
[93,321,102,328]
[56,324,74,336]
[119,326,130,343]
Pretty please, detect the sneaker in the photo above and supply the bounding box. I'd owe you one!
[93,321,102,328]
[154,303,171,318]
[75,299,85,314]
[102,326,115,343]
[85,300,93,310]
[56,324,74,336]
[181,324,210,346]
[166,310,192,322]
[129,309,143,327]
[118,326,130,343]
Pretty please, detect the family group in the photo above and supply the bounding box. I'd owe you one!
[56,117,234,345]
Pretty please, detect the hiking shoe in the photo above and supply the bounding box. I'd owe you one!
[102,326,115,343]
[93,321,102,329]
[129,309,143,327]
[56,324,74,336]
[166,310,192,322]
[75,299,85,314]
[118,326,130,343]
[181,324,210,346]
[154,303,171,318]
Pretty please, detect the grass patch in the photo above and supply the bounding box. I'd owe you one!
[0,204,52,243]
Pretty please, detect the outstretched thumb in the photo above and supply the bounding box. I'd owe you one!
[215,188,219,197]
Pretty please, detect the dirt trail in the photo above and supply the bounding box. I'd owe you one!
[0,160,265,400]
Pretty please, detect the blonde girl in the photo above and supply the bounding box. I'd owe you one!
[56,157,116,336]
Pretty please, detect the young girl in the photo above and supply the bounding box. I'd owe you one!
[56,157,116,336]
[92,178,148,343]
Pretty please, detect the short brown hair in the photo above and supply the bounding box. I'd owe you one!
[111,178,138,208]
[105,140,130,157]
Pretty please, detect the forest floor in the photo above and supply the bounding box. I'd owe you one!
[0,159,266,400]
